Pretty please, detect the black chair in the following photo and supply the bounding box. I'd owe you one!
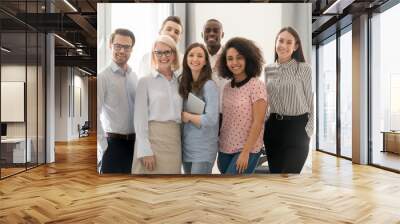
[79,121,90,138]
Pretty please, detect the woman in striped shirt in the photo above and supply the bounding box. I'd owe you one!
[264,27,314,173]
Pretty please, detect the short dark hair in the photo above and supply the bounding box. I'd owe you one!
[160,16,183,32]
[178,43,213,99]
[274,27,305,63]
[203,18,223,31]
[218,37,264,80]
[110,28,135,46]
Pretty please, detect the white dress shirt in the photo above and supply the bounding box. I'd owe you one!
[134,70,183,158]
[97,61,138,163]
[209,47,229,113]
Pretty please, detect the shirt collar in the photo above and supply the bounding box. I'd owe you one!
[231,75,251,88]
[208,46,223,58]
[276,58,297,69]
[110,61,132,75]
[151,69,178,81]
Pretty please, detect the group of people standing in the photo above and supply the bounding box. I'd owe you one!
[97,16,314,175]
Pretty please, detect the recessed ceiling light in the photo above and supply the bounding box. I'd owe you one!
[63,0,78,12]
[54,34,75,48]
[1,47,11,53]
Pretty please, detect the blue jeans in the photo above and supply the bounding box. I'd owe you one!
[217,150,262,174]
[183,162,213,174]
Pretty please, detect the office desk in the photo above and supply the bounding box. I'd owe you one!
[381,131,400,154]
[1,138,32,164]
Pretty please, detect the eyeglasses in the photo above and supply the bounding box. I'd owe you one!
[112,44,132,52]
[153,50,173,58]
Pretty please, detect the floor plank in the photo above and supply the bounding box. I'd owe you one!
[0,135,400,223]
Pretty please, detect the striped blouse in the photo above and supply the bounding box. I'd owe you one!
[264,59,314,137]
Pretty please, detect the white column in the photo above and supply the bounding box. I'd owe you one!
[46,32,55,163]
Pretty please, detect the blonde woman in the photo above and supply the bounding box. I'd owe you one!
[132,35,182,174]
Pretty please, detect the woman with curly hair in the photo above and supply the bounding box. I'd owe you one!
[179,43,219,174]
[217,37,268,174]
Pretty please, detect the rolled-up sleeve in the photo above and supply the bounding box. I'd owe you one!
[200,81,219,128]
[134,77,154,158]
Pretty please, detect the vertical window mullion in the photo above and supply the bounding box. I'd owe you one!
[337,30,341,157]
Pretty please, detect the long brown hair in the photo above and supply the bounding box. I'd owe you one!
[179,43,212,99]
[274,27,305,63]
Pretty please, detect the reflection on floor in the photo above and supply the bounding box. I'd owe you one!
[0,167,25,177]
[1,135,400,223]
[373,150,400,171]
[0,163,41,179]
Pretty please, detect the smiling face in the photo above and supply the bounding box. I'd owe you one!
[202,20,223,48]
[110,34,133,66]
[226,47,246,78]
[160,21,182,43]
[153,42,175,70]
[187,47,206,74]
[275,30,298,63]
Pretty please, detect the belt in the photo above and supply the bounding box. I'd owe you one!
[270,113,309,121]
[105,132,135,140]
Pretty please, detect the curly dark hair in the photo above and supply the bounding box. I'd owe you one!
[218,37,264,80]
[178,43,212,99]
[274,27,305,63]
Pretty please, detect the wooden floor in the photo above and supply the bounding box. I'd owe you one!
[1,135,400,223]
[372,150,400,171]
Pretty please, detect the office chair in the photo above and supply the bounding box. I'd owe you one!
[79,121,90,138]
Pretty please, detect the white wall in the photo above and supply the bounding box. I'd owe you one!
[186,3,311,67]
[55,67,89,141]
[187,3,281,67]
[97,3,171,76]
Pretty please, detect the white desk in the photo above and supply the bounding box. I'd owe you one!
[1,138,31,163]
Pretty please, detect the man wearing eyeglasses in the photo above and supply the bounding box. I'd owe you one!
[138,16,184,78]
[97,28,137,174]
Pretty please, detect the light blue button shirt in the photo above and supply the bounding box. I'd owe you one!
[182,80,219,163]
[134,70,182,158]
[97,61,137,163]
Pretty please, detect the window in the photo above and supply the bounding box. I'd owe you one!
[317,36,337,154]
[371,3,400,171]
[339,28,352,158]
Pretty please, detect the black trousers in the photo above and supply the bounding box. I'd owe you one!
[264,115,310,174]
[101,135,135,174]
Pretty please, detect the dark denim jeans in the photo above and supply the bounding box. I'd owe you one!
[217,150,262,174]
